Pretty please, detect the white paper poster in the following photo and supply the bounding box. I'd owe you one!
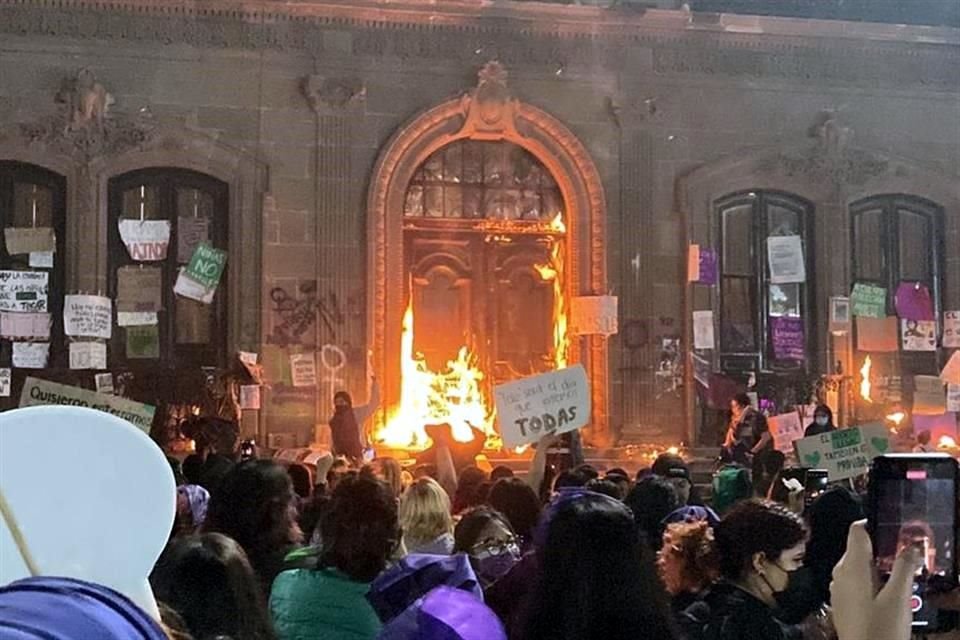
[95,372,115,395]
[944,311,960,348]
[118,220,171,261]
[693,310,715,350]
[0,312,51,339]
[240,385,262,410]
[12,342,49,369]
[767,236,806,284]
[290,353,317,388]
[0,270,48,313]
[769,412,806,454]
[64,295,112,340]
[948,385,960,413]
[901,319,937,352]
[174,268,215,305]
[570,296,618,336]
[70,342,107,370]
[29,252,54,269]
[117,311,159,327]
[494,364,591,448]
[0,368,10,397]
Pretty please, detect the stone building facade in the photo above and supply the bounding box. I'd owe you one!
[0,0,957,450]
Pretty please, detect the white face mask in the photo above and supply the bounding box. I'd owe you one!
[815,416,829,427]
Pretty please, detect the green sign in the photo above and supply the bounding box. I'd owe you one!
[185,243,227,289]
[793,424,888,481]
[19,376,156,432]
[851,283,886,318]
[127,325,159,359]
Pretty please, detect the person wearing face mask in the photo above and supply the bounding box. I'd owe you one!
[453,507,522,588]
[681,500,828,640]
[329,376,379,463]
[804,405,837,438]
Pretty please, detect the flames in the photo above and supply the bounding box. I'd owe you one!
[939,436,957,449]
[860,356,873,403]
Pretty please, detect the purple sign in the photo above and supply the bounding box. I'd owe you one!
[895,282,934,321]
[771,316,805,361]
[698,248,718,286]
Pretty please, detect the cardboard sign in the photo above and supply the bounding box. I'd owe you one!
[767,236,806,284]
[693,310,715,350]
[494,364,590,448]
[117,311,158,327]
[116,266,163,312]
[0,368,10,397]
[0,270,48,312]
[914,375,946,416]
[69,342,107,370]
[95,372,115,395]
[126,325,159,359]
[4,227,55,255]
[64,295,112,340]
[18,377,156,433]
[943,352,960,386]
[12,342,49,369]
[240,385,262,410]
[793,424,889,481]
[901,319,937,352]
[687,245,718,285]
[0,312,51,339]
[895,283,934,321]
[856,316,898,353]
[174,268,215,305]
[769,411,806,454]
[29,251,54,269]
[943,311,960,348]
[851,283,886,318]
[177,217,210,264]
[290,353,317,387]
[770,316,804,361]
[184,243,227,289]
[118,220,170,261]
[570,296,618,336]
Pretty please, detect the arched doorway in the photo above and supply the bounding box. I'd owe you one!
[368,63,609,448]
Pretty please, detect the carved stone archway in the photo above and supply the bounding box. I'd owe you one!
[367,63,610,445]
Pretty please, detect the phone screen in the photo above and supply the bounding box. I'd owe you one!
[870,455,958,630]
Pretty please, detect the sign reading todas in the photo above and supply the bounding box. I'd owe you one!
[185,243,227,289]
[793,424,890,482]
[19,377,156,433]
[494,364,590,448]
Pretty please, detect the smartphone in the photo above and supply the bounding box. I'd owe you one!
[778,468,829,508]
[867,454,959,632]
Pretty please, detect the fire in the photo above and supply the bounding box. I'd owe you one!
[939,436,957,449]
[536,235,568,370]
[860,356,873,403]
[885,412,906,426]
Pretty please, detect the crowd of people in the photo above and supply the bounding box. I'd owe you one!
[0,408,952,640]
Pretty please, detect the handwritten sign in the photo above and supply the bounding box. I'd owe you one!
[767,236,806,284]
[769,412,806,454]
[770,316,804,361]
[64,295,112,340]
[290,353,317,387]
[0,368,9,397]
[69,342,107,370]
[185,243,227,289]
[851,283,886,318]
[12,342,49,369]
[793,424,889,481]
[19,377,156,433]
[943,311,960,348]
[174,268,215,305]
[0,312,51,339]
[0,270,48,312]
[116,266,163,312]
[4,227,55,255]
[177,217,210,263]
[494,364,590,448]
[570,296,618,336]
[118,220,170,261]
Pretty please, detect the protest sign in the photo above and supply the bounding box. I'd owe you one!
[0,270,48,312]
[829,297,851,334]
[4,227,55,255]
[770,316,804,361]
[12,342,48,368]
[851,283,886,318]
[118,219,170,261]
[126,325,159,359]
[174,268,216,304]
[69,341,107,370]
[693,311,715,350]
[0,405,173,618]
[116,266,163,312]
[290,353,317,387]
[95,372,115,395]
[895,283,934,321]
[570,296,618,336]
[913,413,957,443]
[117,311,158,327]
[185,243,227,289]
[0,368,10,397]
[687,245,718,285]
[240,385,262,410]
[943,352,960,386]
[64,294,112,339]
[914,375,946,416]
[18,377,156,432]
[948,385,960,413]
[767,236,806,284]
[944,311,960,348]
[0,312,51,339]
[494,364,590,448]
[901,319,936,352]
[769,412,805,454]
[793,424,889,481]
[177,217,209,263]
[856,316,898,352]
[28,251,54,269]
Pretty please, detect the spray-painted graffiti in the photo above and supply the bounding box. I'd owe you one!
[319,343,347,399]
[268,281,345,346]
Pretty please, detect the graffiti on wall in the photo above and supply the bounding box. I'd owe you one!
[268,281,362,346]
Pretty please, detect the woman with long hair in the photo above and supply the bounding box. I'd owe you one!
[151,533,277,640]
[488,477,542,549]
[399,476,455,555]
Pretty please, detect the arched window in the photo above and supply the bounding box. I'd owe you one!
[0,162,66,370]
[107,169,228,369]
[716,191,814,373]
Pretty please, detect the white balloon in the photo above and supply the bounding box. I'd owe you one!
[0,405,175,619]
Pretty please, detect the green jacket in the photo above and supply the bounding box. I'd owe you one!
[270,567,382,640]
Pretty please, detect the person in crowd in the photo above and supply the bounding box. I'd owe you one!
[417,423,487,473]
[182,453,204,486]
[376,586,507,640]
[488,477,543,549]
[604,468,632,497]
[574,464,600,482]
[203,459,303,596]
[491,465,515,482]
[198,452,236,496]
[776,487,863,624]
[399,477,455,555]
[327,458,350,492]
[662,504,720,529]
[754,449,786,499]
[680,500,810,640]
[452,466,491,514]
[270,474,399,640]
[913,429,935,453]
[658,520,719,616]
[521,492,676,640]
[151,533,277,640]
[803,405,837,437]
[652,453,694,505]
[286,463,313,503]
[552,468,590,492]
[173,484,210,537]
[329,377,379,463]
[723,393,772,465]
[453,506,522,589]
[585,477,626,500]
[625,476,681,551]
[369,456,403,499]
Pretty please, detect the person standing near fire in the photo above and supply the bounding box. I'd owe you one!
[329,373,380,463]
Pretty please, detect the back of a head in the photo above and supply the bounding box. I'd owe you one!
[918,430,933,445]
[715,500,807,581]
[321,473,400,582]
[488,478,542,543]
[805,488,864,579]
[490,465,515,482]
[182,454,204,486]
[453,467,491,513]
[286,463,313,499]
[553,469,588,491]
[524,493,675,640]
[399,477,453,549]
[574,464,599,482]
[373,456,404,498]
[625,476,681,547]
[733,393,751,409]
[585,478,625,501]
[651,454,688,480]
[150,533,275,640]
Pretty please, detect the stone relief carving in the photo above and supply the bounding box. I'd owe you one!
[777,111,889,186]
[458,61,521,139]
[302,75,366,112]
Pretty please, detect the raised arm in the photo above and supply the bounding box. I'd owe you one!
[351,376,380,426]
